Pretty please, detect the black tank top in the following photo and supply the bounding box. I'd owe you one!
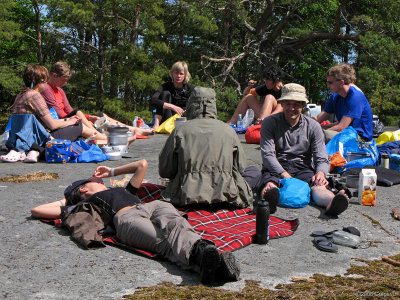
[86,187,141,217]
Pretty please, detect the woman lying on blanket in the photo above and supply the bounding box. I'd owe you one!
[31,159,240,284]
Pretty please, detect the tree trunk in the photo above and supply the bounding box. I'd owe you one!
[32,0,43,64]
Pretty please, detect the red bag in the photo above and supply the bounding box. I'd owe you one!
[245,125,261,144]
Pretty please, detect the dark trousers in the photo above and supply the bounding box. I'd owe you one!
[156,91,173,123]
[242,162,315,196]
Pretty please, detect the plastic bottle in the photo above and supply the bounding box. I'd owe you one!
[243,109,254,128]
[137,117,143,128]
[132,116,139,127]
[381,153,390,168]
[237,114,243,129]
[255,199,270,244]
[304,107,311,117]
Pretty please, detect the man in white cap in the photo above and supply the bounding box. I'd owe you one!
[244,83,349,217]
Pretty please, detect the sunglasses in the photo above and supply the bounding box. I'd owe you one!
[327,79,341,84]
[281,101,304,108]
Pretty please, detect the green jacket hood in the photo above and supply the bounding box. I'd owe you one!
[186,87,217,120]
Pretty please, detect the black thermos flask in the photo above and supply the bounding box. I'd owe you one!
[255,199,270,244]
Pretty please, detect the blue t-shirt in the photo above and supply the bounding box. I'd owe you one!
[324,86,373,141]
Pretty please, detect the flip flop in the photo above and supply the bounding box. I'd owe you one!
[313,236,338,253]
[0,150,26,163]
[310,230,336,239]
[326,193,349,216]
[264,187,280,214]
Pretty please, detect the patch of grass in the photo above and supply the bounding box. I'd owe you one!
[0,171,59,183]
[123,254,400,299]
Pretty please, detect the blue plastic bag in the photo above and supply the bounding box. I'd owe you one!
[69,140,109,163]
[49,107,60,120]
[278,177,310,208]
[326,126,378,171]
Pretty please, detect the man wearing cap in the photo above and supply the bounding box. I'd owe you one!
[313,63,373,142]
[244,83,349,216]
[31,159,240,284]
[159,86,253,208]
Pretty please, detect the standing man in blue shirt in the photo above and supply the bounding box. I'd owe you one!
[314,63,373,142]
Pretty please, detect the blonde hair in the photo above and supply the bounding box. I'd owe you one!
[22,64,49,87]
[326,63,356,85]
[50,61,71,78]
[169,61,191,84]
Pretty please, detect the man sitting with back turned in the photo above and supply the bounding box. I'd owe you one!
[158,86,253,208]
[243,83,349,217]
[313,63,373,142]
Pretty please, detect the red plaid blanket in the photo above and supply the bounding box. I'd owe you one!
[41,183,299,257]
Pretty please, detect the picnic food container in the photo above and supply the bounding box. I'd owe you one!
[45,139,73,163]
[347,151,371,162]
[106,126,129,146]
[358,169,377,206]
[346,174,359,188]
[94,116,110,132]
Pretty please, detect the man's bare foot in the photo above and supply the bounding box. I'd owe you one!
[255,118,263,125]
[261,182,278,198]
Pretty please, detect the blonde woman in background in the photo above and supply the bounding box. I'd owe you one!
[150,61,195,130]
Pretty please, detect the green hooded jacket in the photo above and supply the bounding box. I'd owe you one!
[158,87,253,207]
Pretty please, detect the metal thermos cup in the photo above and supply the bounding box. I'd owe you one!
[255,199,270,244]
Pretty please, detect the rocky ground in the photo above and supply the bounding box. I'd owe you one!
[0,133,399,299]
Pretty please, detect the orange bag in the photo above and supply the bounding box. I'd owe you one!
[245,125,262,144]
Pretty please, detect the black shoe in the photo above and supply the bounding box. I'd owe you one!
[200,245,221,284]
[216,251,240,282]
[264,187,280,214]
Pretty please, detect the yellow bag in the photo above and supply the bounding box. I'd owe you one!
[155,114,179,134]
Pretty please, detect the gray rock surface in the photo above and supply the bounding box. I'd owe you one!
[0,134,399,299]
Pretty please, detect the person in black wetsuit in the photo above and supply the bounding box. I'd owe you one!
[150,61,195,130]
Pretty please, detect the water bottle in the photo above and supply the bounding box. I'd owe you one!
[237,114,243,129]
[304,107,311,117]
[243,109,254,128]
[255,199,270,244]
[132,116,139,127]
[381,153,390,169]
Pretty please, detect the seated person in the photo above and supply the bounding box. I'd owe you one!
[30,159,240,284]
[243,83,349,217]
[150,61,194,130]
[0,64,115,163]
[313,63,373,142]
[159,86,253,208]
[227,65,284,125]
[41,61,153,136]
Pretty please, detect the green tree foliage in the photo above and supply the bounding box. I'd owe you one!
[0,0,38,109]
[0,0,399,124]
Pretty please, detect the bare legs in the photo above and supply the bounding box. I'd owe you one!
[152,114,162,130]
[75,110,96,130]
[257,95,282,124]
[311,186,348,211]
[227,94,282,125]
